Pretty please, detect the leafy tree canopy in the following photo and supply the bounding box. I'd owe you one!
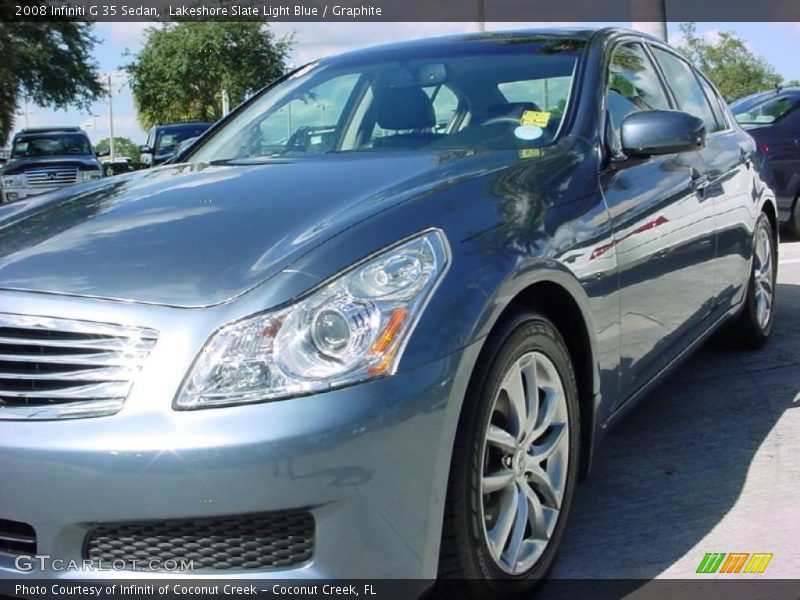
[0,19,104,146]
[126,22,293,130]
[675,23,783,102]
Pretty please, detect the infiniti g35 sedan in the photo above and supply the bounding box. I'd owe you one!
[0,28,777,595]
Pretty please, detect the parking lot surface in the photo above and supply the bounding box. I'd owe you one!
[550,234,800,580]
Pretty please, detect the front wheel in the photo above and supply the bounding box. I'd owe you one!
[437,312,580,596]
[734,213,776,349]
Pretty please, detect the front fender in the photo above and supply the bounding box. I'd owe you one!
[264,145,618,480]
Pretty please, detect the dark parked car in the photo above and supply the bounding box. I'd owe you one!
[731,87,800,234]
[139,121,213,167]
[0,29,777,594]
[0,127,102,203]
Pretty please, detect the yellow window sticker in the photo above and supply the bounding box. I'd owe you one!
[520,110,551,127]
[519,148,544,159]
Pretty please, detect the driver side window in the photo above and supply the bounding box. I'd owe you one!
[606,42,671,151]
[255,73,360,155]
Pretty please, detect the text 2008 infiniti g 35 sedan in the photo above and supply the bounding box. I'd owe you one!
[0,28,777,595]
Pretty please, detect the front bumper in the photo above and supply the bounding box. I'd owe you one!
[0,292,478,580]
[2,186,59,203]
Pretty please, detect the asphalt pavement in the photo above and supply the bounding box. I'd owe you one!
[550,232,800,581]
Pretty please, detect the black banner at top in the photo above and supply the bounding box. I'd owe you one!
[2,0,800,22]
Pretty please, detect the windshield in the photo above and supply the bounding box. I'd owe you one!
[732,94,799,125]
[11,133,92,158]
[156,126,210,152]
[189,37,585,163]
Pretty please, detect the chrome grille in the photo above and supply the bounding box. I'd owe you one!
[0,314,157,420]
[24,167,78,186]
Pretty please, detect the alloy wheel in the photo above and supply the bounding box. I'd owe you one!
[753,224,774,330]
[479,351,570,575]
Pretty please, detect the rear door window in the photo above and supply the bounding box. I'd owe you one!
[696,75,728,131]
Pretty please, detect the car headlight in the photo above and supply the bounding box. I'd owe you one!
[175,229,450,410]
[79,169,103,182]
[2,175,23,187]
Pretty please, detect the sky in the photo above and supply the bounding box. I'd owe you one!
[14,21,800,146]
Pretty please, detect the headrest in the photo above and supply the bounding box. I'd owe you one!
[374,87,435,130]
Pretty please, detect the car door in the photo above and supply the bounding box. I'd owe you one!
[598,40,716,404]
[650,46,754,317]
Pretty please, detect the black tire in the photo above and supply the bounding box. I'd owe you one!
[734,213,776,349]
[436,311,580,598]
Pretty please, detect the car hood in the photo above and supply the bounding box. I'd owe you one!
[1,155,101,175]
[0,154,472,307]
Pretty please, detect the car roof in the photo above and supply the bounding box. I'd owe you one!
[19,126,82,134]
[14,129,89,139]
[315,27,659,65]
[733,88,800,105]
[319,28,597,63]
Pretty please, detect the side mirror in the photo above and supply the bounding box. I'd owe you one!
[138,145,152,154]
[620,110,706,157]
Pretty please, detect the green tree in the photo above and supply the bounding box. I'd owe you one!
[126,23,292,130]
[675,23,783,102]
[95,137,141,162]
[0,17,104,146]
